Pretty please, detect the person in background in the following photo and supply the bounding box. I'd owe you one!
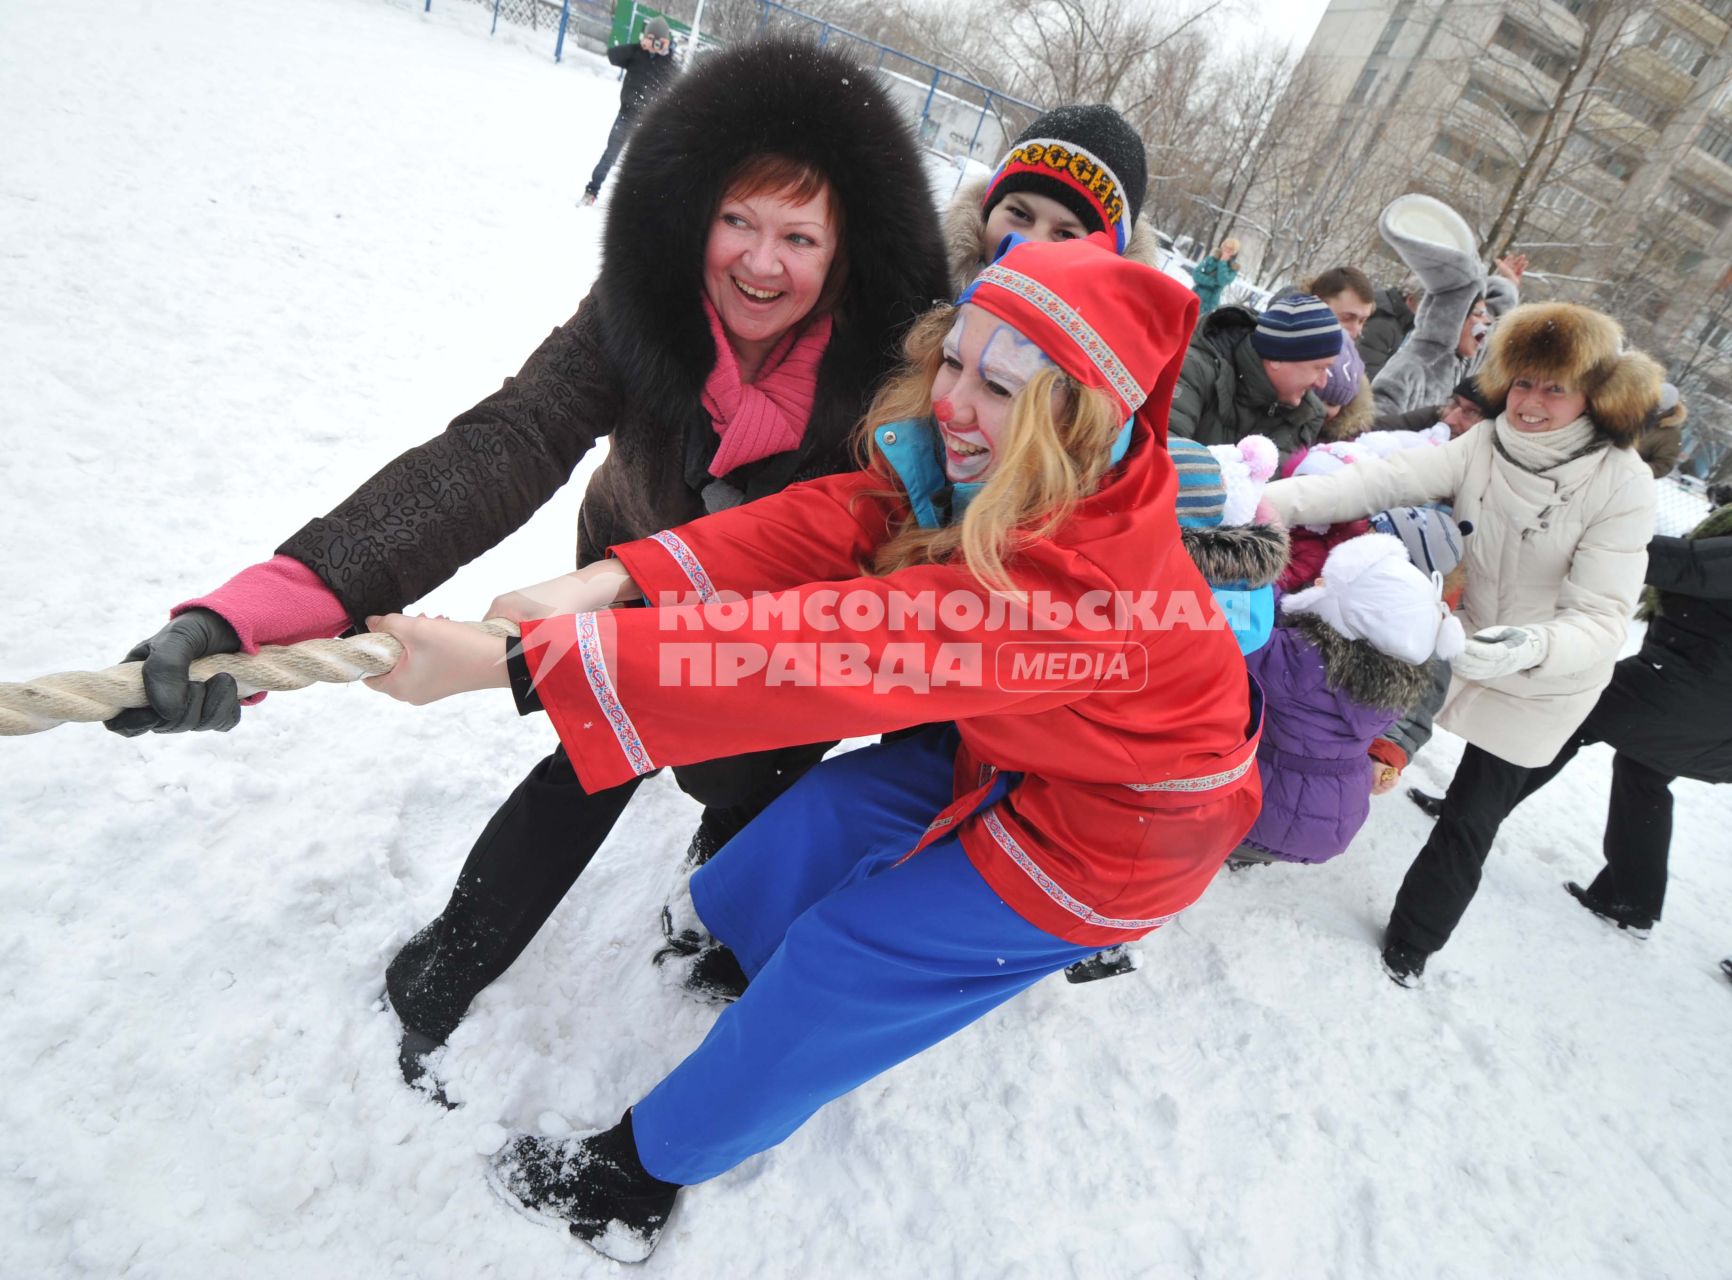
[1317,332,1376,442]
[1306,266,1378,342]
[581,17,679,206]
[942,104,1152,294]
[1169,292,1343,462]
[1375,374,1502,436]
[1511,500,1731,937]
[1358,279,1419,383]
[1187,237,1241,315]
[1263,301,1661,985]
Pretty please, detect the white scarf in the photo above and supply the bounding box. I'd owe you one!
[1493,413,1600,473]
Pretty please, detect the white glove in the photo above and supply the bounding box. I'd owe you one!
[1450,625,1547,682]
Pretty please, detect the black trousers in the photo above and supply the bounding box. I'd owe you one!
[385,740,831,1043]
[587,109,637,195]
[1389,724,1680,954]
[1388,744,1535,954]
[1514,716,1676,922]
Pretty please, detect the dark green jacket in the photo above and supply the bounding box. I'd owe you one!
[1168,307,1327,463]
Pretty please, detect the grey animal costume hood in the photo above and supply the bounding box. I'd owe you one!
[1370,195,1492,419]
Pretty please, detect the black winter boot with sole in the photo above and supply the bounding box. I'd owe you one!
[489,1109,680,1263]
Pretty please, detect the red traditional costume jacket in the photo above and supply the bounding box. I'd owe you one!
[519,420,1262,946]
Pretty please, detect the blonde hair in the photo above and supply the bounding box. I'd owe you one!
[1220,238,1241,258]
[855,306,1124,595]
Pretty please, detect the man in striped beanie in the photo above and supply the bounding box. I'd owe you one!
[1170,291,1344,464]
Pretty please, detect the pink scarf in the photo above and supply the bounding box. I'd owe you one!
[700,296,832,478]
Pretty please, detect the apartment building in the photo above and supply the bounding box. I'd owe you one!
[1248,0,1732,460]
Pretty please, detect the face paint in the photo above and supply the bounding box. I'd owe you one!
[929,304,1054,485]
[978,325,1052,398]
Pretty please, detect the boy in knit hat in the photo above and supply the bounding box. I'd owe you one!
[1233,532,1465,866]
[1169,292,1345,462]
[943,104,1152,293]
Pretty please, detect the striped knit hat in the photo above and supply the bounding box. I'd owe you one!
[1251,293,1344,363]
[1168,438,1226,528]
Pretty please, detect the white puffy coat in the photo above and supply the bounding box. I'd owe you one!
[1264,420,1655,766]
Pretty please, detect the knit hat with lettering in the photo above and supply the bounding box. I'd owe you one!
[1251,293,1344,363]
[980,106,1148,255]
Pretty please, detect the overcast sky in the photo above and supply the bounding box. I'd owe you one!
[1227,0,1333,57]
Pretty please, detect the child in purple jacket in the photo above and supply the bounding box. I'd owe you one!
[1235,532,1465,866]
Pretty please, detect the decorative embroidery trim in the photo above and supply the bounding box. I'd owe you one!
[576,612,655,777]
[982,808,1177,931]
[974,265,1145,412]
[1122,752,1256,793]
[649,530,717,604]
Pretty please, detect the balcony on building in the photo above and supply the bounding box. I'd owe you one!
[1656,0,1732,48]
[1450,89,1531,158]
[1683,141,1732,198]
[1611,42,1699,105]
[1483,42,1563,111]
[1519,0,1589,48]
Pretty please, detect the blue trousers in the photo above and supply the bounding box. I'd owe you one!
[630,727,1096,1185]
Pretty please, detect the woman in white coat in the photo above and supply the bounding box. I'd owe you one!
[1263,302,1662,984]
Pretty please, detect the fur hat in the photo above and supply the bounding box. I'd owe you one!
[1281,533,1466,665]
[980,106,1148,255]
[1476,303,1664,446]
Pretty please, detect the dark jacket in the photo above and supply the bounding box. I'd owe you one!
[608,42,678,114]
[1580,508,1732,783]
[1358,285,1414,383]
[279,37,948,624]
[1167,306,1326,462]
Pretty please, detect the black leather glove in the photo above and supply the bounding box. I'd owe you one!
[104,608,245,736]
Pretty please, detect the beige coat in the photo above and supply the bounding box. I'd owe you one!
[1264,420,1656,767]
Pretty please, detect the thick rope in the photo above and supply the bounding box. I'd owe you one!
[0,619,521,736]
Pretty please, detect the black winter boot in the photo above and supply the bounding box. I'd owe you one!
[1407,788,1446,820]
[1065,945,1141,984]
[683,802,755,869]
[1564,881,1655,938]
[490,1110,680,1263]
[1380,939,1428,987]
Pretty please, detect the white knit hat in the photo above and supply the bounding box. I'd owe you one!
[1206,434,1279,526]
[1280,533,1466,664]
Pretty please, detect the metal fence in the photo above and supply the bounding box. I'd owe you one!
[418,0,1042,164]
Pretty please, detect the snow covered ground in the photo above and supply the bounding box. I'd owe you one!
[2,1,1730,1276]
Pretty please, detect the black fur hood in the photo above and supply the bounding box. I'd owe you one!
[595,36,949,491]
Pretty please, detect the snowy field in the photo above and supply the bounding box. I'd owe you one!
[3,2,1731,1276]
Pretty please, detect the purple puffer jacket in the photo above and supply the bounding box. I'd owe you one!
[1243,618,1401,863]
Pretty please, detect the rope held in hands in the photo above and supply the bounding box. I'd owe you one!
[0,619,521,737]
